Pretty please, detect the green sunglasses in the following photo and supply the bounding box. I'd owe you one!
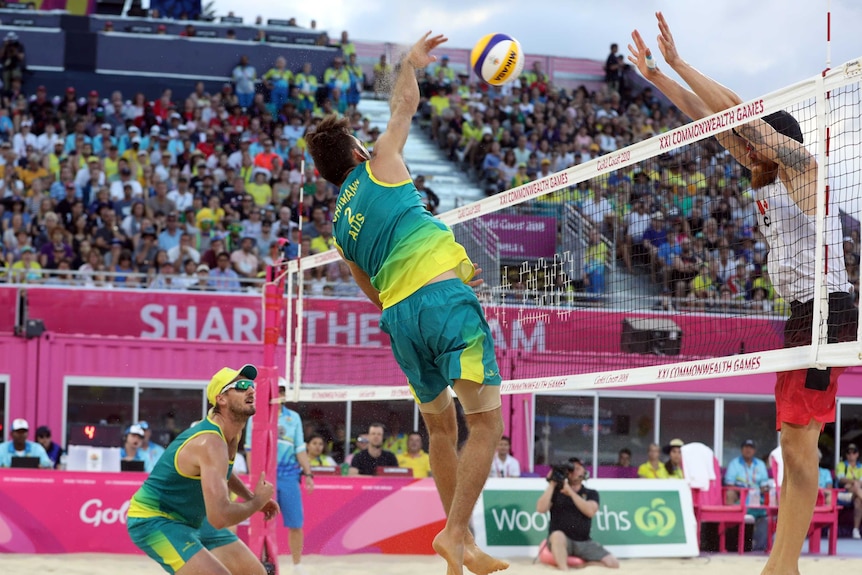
[220,379,256,395]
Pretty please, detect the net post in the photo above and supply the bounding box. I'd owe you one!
[810,72,830,368]
[292,160,306,403]
[249,266,285,572]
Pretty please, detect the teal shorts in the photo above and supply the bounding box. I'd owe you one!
[127,516,238,574]
[380,278,501,404]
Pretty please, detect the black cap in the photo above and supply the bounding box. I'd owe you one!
[762,111,803,144]
[741,439,756,448]
[36,425,51,438]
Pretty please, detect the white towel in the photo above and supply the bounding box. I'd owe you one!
[681,442,717,490]
[769,446,784,486]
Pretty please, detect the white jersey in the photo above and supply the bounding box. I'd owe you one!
[754,180,849,302]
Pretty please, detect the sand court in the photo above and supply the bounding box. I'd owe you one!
[3,553,861,575]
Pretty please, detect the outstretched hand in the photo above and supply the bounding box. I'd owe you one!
[627,30,660,81]
[406,31,448,69]
[628,12,682,80]
[654,11,682,68]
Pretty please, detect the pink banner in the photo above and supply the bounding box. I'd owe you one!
[482,214,557,259]
[25,287,785,360]
[0,470,444,555]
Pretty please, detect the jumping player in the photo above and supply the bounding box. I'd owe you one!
[629,13,855,574]
[306,31,508,575]
[127,364,279,575]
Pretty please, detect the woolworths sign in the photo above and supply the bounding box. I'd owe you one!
[472,478,698,559]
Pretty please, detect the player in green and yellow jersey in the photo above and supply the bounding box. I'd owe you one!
[127,364,279,575]
[306,31,508,575]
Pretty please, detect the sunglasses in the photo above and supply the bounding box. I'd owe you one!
[220,379,255,394]
[848,449,858,453]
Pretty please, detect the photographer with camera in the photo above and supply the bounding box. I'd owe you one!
[536,458,619,570]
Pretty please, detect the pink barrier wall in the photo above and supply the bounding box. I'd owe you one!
[0,470,444,555]
[4,285,862,468]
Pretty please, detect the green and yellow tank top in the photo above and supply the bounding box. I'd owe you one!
[333,162,474,308]
[128,417,234,527]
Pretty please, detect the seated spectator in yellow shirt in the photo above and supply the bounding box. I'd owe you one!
[246,168,273,207]
[307,433,336,467]
[397,432,432,478]
[309,222,336,254]
[637,443,669,479]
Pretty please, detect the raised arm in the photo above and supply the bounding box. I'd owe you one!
[370,32,447,183]
[628,26,753,171]
[651,11,816,214]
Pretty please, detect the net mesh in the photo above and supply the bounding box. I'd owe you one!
[286,61,862,401]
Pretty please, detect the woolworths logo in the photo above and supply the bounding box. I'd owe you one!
[482,489,685,547]
[633,498,677,537]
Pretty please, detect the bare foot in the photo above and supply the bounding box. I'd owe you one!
[433,530,465,575]
[464,543,509,575]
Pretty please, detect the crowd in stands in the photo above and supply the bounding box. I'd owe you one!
[0,31,387,295]
[1,27,859,312]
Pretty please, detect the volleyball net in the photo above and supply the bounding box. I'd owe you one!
[281,57,862,403]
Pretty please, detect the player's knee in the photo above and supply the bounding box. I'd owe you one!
[549,530,566,545]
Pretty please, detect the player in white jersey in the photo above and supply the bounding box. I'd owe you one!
[629,12,855,575]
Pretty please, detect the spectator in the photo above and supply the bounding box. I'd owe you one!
[136,421,165,471]
[187,263,215,291]
[641,212,668,282]
[232,55,257,109]
[373,54,391,97]
[637,443,665,478]
[294,62,318,113]
[10,245,42,283]
[349,423,398,476]
[0,419,53,468]
[149,260,180,290]
[209,251,241,291]
[662,438,684,479]
[263,56,292,112]
[396,432,431,478]
[836,443,862,539]
[307,433,336,467]
[583,229,608,295]
[535,458,619,569]
[230,236,259,280]
[35,426,63,469]
[723,439,769,550]
[1,32,26,93]
[121,424,150,471]
[489,436,521,478]
[158,212,182,252]
[616,448,632,468]
[167,232,201,267]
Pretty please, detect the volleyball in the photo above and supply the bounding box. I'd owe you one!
[470,33,524,86]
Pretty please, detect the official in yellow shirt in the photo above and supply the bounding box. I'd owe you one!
[397,433,432,478]
[637,443,668,478]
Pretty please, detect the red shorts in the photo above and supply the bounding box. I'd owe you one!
[774,367,845,430]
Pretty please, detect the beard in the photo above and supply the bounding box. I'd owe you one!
[227,401,256,420]
[750,160,779,189]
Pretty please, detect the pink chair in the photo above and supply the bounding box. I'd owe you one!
[808,488,839,555]
[690,456,750,554]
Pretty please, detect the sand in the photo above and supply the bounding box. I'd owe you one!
[2,553,861,575]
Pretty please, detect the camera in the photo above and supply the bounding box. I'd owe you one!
[547,461,574,484]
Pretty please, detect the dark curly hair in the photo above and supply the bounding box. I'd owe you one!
[306,115,362,187]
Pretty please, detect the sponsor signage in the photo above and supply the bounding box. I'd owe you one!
[472,478,698,558]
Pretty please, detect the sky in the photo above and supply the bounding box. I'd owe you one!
[215,0,862,100]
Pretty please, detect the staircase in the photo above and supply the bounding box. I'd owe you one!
[356,98,485,213]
